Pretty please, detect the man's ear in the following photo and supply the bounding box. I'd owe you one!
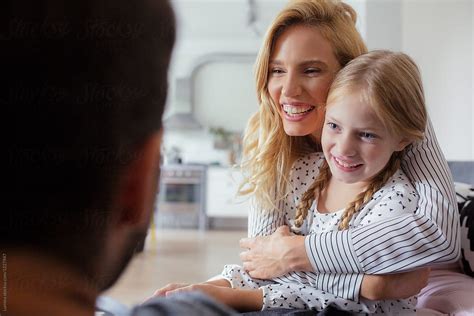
[117,130,162,227]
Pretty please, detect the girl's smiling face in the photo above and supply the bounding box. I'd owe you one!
[267,25,341,140]
[322,90,410,186]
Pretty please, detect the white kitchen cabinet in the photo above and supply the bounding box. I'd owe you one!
[206,166,250,218]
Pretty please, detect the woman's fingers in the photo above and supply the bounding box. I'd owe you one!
[239,250,250,261]
[239,237,254,249]
[240,226,291,250]
[238,227,297,279]
[241,260,254,272]
[274,225,291,236]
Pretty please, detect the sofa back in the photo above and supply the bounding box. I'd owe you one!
[448,161,474,184]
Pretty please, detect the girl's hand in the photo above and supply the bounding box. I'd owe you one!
[165,283,231,300]
[361,267,430,300]
[152,278,231,298]
[152,283,191,297]
[239,226,310,279]
[165,283,263,311]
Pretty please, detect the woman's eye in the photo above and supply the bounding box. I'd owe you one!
[270,68,284,75]
[304,68,322,75]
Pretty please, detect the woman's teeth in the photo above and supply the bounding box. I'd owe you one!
[283,104,315,116]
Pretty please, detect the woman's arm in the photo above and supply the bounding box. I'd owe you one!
[243,120,459,276]
[248,196,286,237]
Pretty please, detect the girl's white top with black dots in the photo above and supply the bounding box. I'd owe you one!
[247,120,459,302]
[222,153,419,315]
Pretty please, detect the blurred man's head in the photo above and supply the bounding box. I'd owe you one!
[2,0,175,291]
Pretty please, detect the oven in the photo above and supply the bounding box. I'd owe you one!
[155,164,207,230]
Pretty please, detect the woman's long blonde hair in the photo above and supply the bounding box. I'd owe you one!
[239,0,368,212]
[294,50,427,230]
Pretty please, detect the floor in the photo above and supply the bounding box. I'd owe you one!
[103,228,247,306]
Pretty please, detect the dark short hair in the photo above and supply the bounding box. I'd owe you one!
[2,0,175,277]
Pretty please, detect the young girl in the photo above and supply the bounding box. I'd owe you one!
[155,50,428,315]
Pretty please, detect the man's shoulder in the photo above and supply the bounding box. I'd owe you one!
[130,292,237,316]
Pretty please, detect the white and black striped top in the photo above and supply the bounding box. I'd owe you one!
[248,119,460,300]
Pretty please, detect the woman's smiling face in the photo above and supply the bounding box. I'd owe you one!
[267,25,341,140]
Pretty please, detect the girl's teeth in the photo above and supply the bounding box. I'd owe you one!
[335,157,360,168]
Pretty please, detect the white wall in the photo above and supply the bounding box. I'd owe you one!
[366,0,473,160]
[365,0,402,51]
[401,0,473,160]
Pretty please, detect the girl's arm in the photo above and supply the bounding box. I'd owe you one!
[167,283,263,312]
[153,278,263,312]
[243,120,459,276]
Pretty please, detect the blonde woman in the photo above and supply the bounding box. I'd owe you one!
[155,51,434,314]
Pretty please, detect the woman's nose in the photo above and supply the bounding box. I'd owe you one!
[282,73,302,97]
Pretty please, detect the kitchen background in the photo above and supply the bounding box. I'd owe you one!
[105,0,473,305]
[156,0,473,229]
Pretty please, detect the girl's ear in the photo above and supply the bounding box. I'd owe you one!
[395,138,411,152]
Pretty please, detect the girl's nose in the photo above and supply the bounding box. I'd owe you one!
[337,134,357,157]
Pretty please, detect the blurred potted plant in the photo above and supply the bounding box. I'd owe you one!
[210,126,233,150]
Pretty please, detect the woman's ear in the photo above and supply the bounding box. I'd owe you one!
[117,130,163,227]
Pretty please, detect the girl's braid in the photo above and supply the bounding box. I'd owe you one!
[294,160,331,228]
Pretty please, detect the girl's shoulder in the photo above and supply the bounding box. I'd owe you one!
[380,168,416,194]
[355,169,419,223]
[369,168,419,211]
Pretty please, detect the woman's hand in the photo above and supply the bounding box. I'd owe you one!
[239,226,310,279]
[361,267,430,300]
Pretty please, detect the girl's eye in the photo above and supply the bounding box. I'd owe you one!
[360,132,377,140]
[327,122,338,130]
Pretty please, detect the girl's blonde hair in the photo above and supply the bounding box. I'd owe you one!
[294,50,427,230]
[240,0,368,212]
